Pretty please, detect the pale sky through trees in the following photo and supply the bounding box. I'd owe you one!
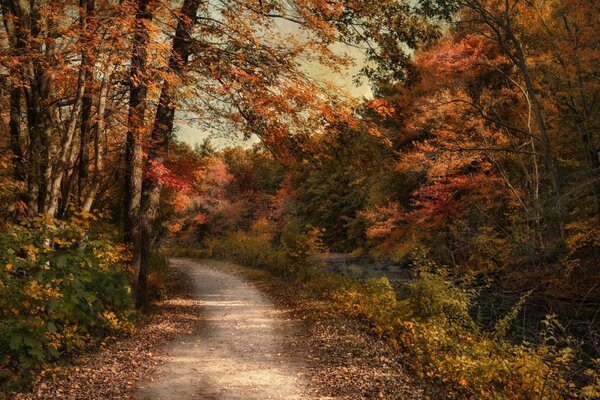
[176,19,371,149]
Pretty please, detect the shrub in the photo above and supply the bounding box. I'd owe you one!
[404,253,474,327]
[203,217,325,280]
[319,253,581,398]
[280,218,326,270]
[146,249,169,300]
[332,276,401,338]
[334,251,581,399]
[0,214,134,386]
[210,231,282,271]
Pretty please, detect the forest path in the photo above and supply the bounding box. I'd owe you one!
[134,258,313,400]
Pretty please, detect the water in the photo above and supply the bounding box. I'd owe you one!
[322,253,413,285]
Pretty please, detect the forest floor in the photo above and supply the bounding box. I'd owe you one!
[12,258,421,399]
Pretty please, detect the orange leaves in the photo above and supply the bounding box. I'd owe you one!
[415,35,494,87]
[365,98,396,119]
[357,30,526,245]
[166,222,183,234]
[172,192,192,213]
[362,202,405,240]
[193,213,207,224]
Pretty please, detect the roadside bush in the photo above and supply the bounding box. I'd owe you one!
[0,214,134,386]
[329,251,588,399]
[210,231,284,272]
[331,277,401,338]
[205,217,325,279]
[280,218,326,270]
[146,249,169,300]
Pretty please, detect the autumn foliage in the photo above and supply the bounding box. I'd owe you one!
[1,0,600,397]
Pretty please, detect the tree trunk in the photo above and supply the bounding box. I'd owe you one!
[3,0,42,214]
[8,82,24,182]
[45,0,94,216]
[134,0,201,307]
[504,24,566,239]
[0,2,24,182]
[125,0,153,304]
[77,0,95,208]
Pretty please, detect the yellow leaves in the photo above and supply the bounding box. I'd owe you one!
[53,237,72,247]
[101,310,135,333]
[566,218,600,254]
[78,211,97,221]
[5,263,12,272]
[23,280,63,301]
[102,311,120,329]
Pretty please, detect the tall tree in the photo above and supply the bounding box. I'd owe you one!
[124,0,153,301]
[133,0,202,307]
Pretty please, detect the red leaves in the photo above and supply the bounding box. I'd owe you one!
[361,33,517,240]
[145,160,190,192]
[363,203,405,240]
[409,171,502,227]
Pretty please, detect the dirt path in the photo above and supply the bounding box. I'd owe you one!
[135,258,312,400]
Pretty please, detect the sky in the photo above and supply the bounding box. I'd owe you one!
[175,20,372,150]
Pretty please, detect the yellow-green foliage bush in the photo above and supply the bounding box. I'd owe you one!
[280,218,326,270]
[326,251,596,399]
[332,277,401,338]
[205,218,325,279]
[209,231,284,271]
[146,249,169,300]
[0,214,134,386]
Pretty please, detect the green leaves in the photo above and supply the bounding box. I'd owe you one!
[0,216,135,385]
[9,335,22,351]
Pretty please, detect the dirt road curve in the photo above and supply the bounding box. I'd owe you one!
[135,258,313,400]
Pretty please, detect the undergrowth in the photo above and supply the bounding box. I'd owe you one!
[0,214,135,390]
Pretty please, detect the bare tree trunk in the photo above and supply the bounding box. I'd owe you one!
[3,0,39,214]
[134,0,201,307]
[8,82,24,182]
[14,0,49,215]
[45,0,93,216]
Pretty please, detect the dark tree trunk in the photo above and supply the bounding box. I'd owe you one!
[0,2,23,182]
[79,0,95,208]
[125,0,153,305]
[134,0,201,308]
[8,82,24,182]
